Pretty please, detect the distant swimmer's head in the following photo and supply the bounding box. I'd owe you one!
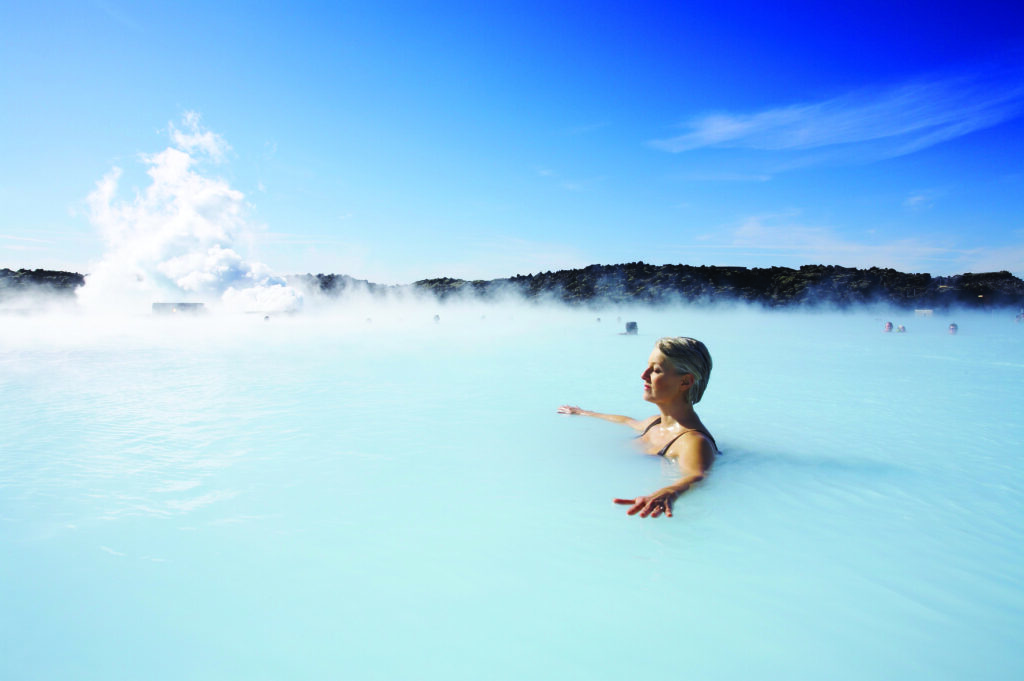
[948,323,958,334]
[884,321,893,332]
[655,337,712,404]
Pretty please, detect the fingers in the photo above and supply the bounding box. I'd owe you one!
[613,497,647,516]
[615,496,673,518]
[612,498,644,515]
[651,497,673,518]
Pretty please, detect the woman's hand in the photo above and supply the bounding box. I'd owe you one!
[614,488,679,518]
[557,405,584,415]
[616,443,709,518]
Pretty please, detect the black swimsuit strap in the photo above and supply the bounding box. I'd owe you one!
[658,429,719,456]
[656,432,687,457]
[634,417,716,454]
[637,417,662,437]
[639,417,718,456]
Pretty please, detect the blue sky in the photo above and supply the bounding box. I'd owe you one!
[2,0,1023,283]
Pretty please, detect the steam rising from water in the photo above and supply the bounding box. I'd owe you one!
[78,112,302,314]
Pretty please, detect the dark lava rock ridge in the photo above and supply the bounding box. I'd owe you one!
[5,264,1023,310]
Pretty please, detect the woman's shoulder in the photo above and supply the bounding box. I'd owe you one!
[665,429,717,460]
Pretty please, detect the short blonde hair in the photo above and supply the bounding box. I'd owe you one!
[656,337,712,404]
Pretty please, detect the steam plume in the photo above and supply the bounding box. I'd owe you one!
[78,113,302,314]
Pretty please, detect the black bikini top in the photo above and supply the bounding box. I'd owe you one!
[638,417,718,457]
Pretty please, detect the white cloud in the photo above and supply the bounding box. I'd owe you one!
[903,191,939,210]
[1,234,54,244]
[728,216,950,268]
[95,1,141,31]
[535,167,604,191]
[677,172,772,183]
[565,121,610,135]
[651,69,1024,161]
[681,214,1023,275]
[954,245,1024,276]
[168,111,231,163]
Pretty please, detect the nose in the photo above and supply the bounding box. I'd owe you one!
[641,367,651,381]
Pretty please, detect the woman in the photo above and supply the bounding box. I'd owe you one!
[558,336,716,519]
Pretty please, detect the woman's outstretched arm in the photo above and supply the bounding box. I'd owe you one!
[557,405,650,431]
[613,432,714,518]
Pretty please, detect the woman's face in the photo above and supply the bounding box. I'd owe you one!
[641,348,691,404]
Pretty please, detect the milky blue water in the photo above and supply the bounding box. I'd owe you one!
[2,303,1022,680]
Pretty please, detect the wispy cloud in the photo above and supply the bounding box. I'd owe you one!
[1,234,53,252]
[680,214,1024,275]
[95,1,141,32]
[676,171,772,183]
[722,216,953,269]
[903,190,942,211]
[535,167,604,191]
[954,237,1024,276]
[651,69,1024,161]
[558,178,605,192]
[168,111,231,163]
[2,234,54,244]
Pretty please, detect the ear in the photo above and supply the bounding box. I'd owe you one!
[679,373,695,392]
